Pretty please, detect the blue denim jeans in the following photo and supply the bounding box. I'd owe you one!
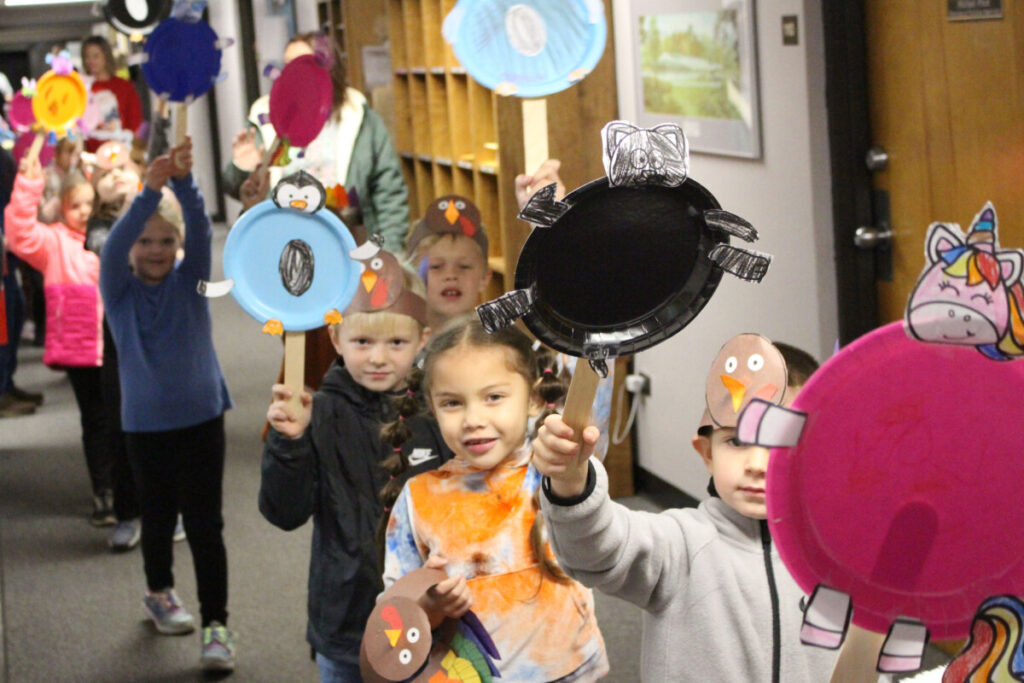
[315,652,363,683]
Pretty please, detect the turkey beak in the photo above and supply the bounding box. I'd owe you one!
[720,375,747,413]
[362,270,378,292]
[385,628,402,648]
[290,199,308,210]
[445,202,460,224]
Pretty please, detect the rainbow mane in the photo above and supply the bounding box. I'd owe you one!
[943,595,1024,682]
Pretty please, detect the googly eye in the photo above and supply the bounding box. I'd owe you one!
[406,628,420,643]
[438,200,449,209]
[455,200,466,210]
[724,356,738,373]
[399,649,412,665]
[747,354,764,371]
[370,257,384,270]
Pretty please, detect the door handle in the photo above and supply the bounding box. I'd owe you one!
[865,146,888,172]
[854,226,892,249]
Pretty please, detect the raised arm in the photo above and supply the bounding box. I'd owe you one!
[3,160,56,271]
[165,139,212,280]
[99,175,163,304]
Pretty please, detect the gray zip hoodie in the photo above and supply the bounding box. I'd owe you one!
[541,459,838,682]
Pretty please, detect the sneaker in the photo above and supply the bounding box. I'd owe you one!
[142,588,195,635]
[201,622,236,671]
[9,384,43,406]
[0,392,36,418]
[91,491,116,527]
[173,515,186,542]
[109,519,140,551]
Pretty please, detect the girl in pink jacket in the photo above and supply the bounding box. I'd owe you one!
[4,152,116,526]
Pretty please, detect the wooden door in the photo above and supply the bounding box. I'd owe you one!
[864,2,1024,324]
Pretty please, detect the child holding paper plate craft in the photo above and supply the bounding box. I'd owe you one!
[382,318,609,682]
[100,138,235,672]
[260,242,452,683]
[224,32,409,251]
[3,149,126,526]
[80,36,142,153]
[533,333,838,682]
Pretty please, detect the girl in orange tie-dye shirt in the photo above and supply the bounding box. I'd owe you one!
[381,318,608,682]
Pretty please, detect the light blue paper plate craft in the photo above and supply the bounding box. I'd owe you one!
[198,172,361,334]
[442,0,607,97]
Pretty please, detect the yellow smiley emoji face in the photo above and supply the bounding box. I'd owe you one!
[32,70,88,132]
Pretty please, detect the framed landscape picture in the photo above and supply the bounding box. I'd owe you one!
[629,0,761,158]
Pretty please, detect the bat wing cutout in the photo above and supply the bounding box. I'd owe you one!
[517,182,568,227]
[197,279,234,298]
[476,289,534,333]
[704,209,759,242]
[708,245,772,282]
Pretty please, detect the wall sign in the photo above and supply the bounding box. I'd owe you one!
[948,0,1002,21]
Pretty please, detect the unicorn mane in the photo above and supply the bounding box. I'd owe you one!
[943,595,1024,682]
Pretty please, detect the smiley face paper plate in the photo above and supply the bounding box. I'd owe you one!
[32,69,87,134]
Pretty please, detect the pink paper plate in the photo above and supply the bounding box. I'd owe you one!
[768,320,1024,641]
[268,54,332,148]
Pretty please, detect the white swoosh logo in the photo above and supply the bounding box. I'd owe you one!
[407,449,437,466]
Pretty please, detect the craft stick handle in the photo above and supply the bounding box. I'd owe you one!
[174,103,188,146]
[829,625,886,683]
[562,360,600,444]
[283,330,306,412]
[260,138,281,169]
[25,131,45,165]
[521,98,549,182]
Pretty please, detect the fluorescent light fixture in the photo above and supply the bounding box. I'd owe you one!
[4,0,94,5]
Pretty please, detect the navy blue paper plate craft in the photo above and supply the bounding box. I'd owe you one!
[477,121,772,374]
[198,172,361,333]
[102,0,172,36]
[442,0,607,97]
[141,17,222,102]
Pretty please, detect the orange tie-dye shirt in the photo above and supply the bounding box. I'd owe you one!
[383,449,607,681]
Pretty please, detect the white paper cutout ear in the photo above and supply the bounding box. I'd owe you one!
[925,223,964,264]
[997,250,1023,284]
[735,398,807,447]
[800,585,851,649]
[197,278,234,297]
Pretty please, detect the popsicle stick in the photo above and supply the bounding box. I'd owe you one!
[562,360,600,443]
[521,97,549,180]
[829,625,886,683]
[261,138,282,169]
[283,330,306,412]
[174,102,188,145]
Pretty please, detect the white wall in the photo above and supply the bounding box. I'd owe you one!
[613,0,837,498]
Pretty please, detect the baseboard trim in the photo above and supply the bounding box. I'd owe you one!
[634,467,700,509]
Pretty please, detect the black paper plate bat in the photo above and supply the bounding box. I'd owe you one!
[478,121,771,376]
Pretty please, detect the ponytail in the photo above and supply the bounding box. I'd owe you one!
[375,365,427,565]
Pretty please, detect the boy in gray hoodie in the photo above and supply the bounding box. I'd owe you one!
[533,335,838,682]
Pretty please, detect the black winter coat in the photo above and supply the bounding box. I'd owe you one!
[259,360,452,663]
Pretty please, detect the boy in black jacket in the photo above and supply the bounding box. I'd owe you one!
[259,252,451,681]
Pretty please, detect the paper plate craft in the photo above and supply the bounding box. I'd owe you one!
[905,202,1024,361]
[31,52,87,138]
[942,595,1024,682]
[198,171,361,334]
[6,89,36,132]
[360,568,501,683]
[406,194,488,258]
[736,320,1024,674]
[101,0,172,36]
[268,53,332,151]
[701,334,788,430]
[442,0,607,97]
[140,17,223,102]
[478,121,770,373]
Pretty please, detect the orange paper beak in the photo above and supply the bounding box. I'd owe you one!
[290,199,308,210]
[362,270,378,292]
[720,375,747,413]
[385,628,401,648]
[444,201,459,224]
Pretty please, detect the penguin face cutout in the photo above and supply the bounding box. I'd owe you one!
[705,334,788,428]
[272,171,326,213]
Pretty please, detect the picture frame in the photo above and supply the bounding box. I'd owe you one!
[616,0,762,159]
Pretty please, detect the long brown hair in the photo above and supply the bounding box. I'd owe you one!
[287,32,349,118]
[377,318,572,582]
[81,36,116,79]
